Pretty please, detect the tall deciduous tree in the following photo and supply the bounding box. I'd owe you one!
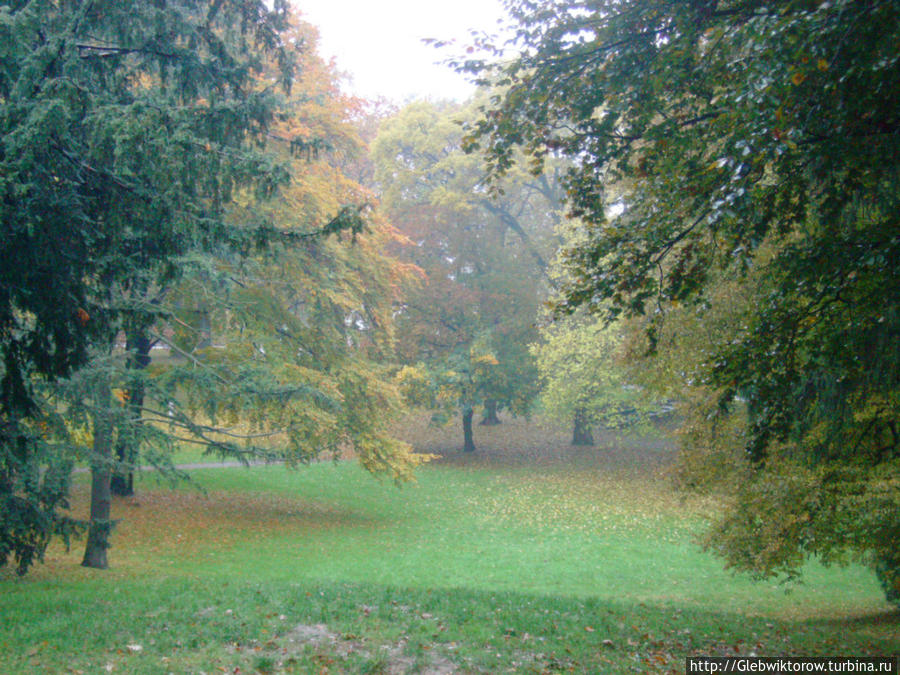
[372,99,558,450]
[107,16,420,497]
[463,0,900,599]
[200,16,422,477]
[533,310,652,447]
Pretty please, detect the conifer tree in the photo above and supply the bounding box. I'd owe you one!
[0,1,420,573]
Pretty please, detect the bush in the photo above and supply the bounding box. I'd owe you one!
[874,553,900,606]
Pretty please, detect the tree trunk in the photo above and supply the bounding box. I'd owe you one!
[572,408,594,446]
[480,399,501,425]
[197,308,212,349]
[462,407,476,452]
[108,449,134,496]
[83,379,114,569]
[111,332,152,497]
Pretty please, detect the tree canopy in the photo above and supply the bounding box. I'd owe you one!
[463,0,900,596]
[533,309,653,446]
[0,1,420,574]
[372,100,560,450]
[1,0,297,414]
[0,0,290,574]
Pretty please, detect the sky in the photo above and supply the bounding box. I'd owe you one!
[292,0,508,103]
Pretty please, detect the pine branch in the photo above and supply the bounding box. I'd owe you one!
[76,44,177,60]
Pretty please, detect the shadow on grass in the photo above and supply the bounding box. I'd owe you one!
[809,609,900,629]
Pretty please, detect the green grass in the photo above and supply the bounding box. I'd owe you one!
[2,416,897,673]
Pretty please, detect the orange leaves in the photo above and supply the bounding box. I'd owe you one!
[788,54,827,88]
[471,353,500,367]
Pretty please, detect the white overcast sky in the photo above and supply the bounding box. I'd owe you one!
[292,0,508,102]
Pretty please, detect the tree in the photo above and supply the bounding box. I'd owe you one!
[533,217,664,446]
[372,99,558,450]
[0,0,289,573]
[0,1,420,574]
[210,18,422,479]
[106,16,418,496]
[463,0,900,598]
[397,329,538,452]
[533,310,653,446]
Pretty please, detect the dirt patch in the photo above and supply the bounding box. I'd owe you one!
[284,622,338,647]
[272,623,460,673]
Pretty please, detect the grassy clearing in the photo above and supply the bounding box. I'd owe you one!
[2,414,897,673]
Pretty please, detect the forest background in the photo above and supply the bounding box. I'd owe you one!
[0,1,897,670]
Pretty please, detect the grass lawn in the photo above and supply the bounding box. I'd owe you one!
[1,414,897,673]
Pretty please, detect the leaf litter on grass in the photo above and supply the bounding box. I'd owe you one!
[39,484,383,578]
[8,411,895,674]
[399,410,716,540]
